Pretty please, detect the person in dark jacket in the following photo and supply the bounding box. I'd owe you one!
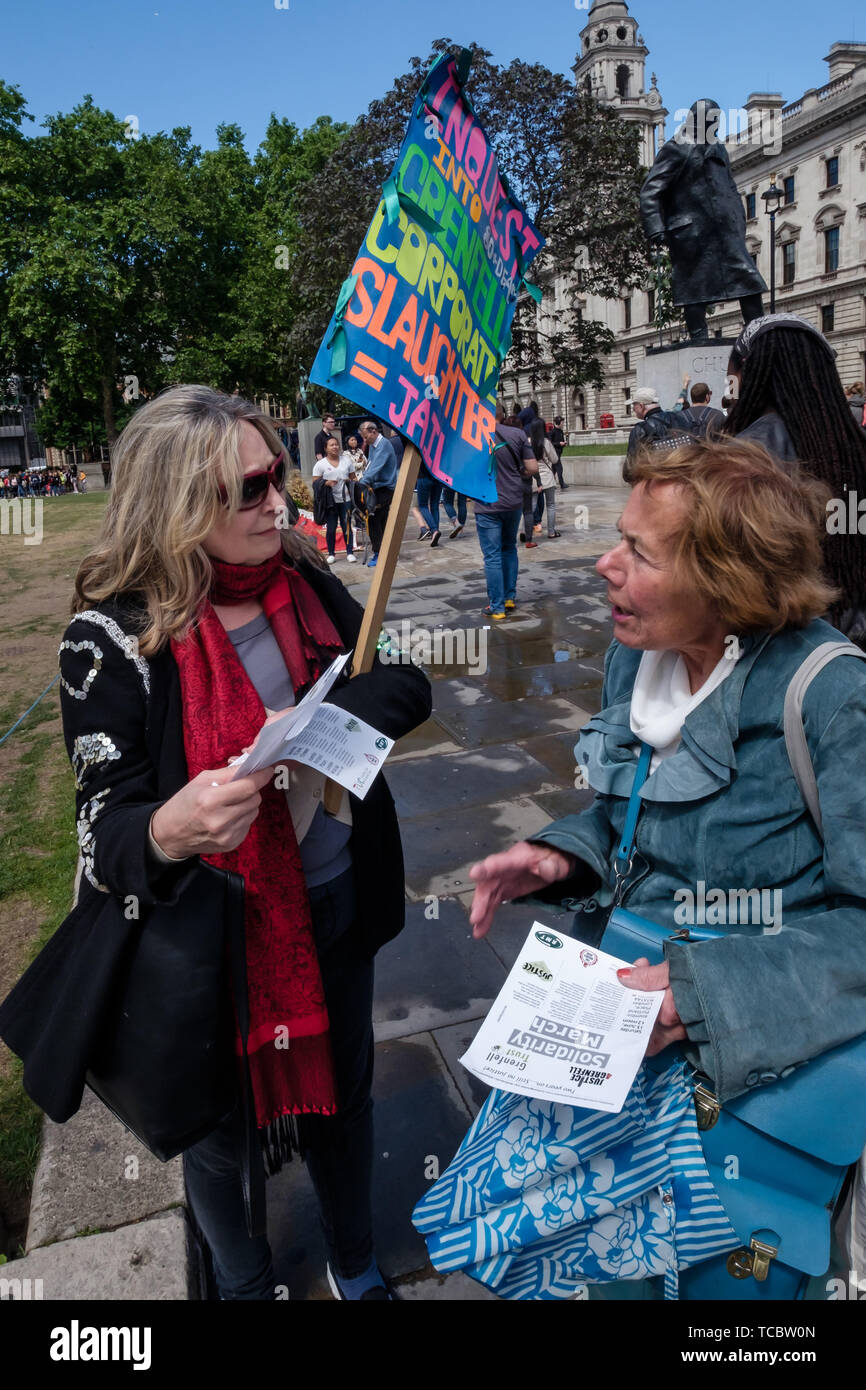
[314,413,339,459]
[640,99,766,343]
[724,313,866,646]
[517,400,539,432]
[626,387,687,466]
[1,386,431,1301]
[678,383,726,438]
[550,418,566,489]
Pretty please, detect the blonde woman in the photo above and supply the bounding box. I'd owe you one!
[1,386,430,1300]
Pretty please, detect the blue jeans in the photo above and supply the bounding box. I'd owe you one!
[475,508,521,612]
[416,474,442,533]
[183,868,375,1299]
[442,489,467,525]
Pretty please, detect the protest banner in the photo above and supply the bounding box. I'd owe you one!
[310,49,544,809]
[309,48,545,504]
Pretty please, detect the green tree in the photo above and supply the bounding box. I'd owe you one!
[2,95,202,445]
[286,44,647,407]
[510,92,652,395]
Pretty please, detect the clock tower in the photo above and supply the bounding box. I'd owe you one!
[573,0,667,166]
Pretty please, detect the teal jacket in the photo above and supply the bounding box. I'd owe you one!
[530,619,866,1103]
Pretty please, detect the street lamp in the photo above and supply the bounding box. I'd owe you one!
[761,174,783,314]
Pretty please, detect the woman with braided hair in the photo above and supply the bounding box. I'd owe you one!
[724,313,866,646]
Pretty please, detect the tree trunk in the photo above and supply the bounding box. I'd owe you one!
[100,370,118,446]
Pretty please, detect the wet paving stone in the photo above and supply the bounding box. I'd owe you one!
[427,675,496,710]
[433,694,593,748]
[373,897,505,1041]
[389,717,460,762]
[455,891,575,975]
[268,1033,473,1298]
[483,659,603,704]
[530,789,595,822]
[521,730,593,784]
[401,796,555,899]
[388,743,558,818]
[431,1018,489,1116]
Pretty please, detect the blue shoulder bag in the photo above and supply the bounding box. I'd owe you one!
[600,642,866,1300]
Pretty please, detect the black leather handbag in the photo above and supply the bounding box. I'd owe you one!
[84,862,243,1162]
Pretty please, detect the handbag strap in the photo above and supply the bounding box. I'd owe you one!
[615,741,653,873]
[783,640,866,836]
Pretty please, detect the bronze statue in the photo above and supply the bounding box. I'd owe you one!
[640,99,766,343]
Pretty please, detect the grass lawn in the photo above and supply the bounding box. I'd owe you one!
[0,489,110,1253]
[563,443,629,456]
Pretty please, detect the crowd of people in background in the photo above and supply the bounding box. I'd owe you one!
[0,467,86,497]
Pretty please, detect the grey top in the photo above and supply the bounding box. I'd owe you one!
[227,612,352,888]
[476,424,534,514]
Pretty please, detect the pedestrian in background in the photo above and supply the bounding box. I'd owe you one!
[359,421,397,569]
[475,403,536,620]
[314,414,339,460]
[312,437,356,565]
[442,488,467,538]
[845,382,866,430]
[416,463,443,548]
[529,420,561,539]
[678,383,725,438]
[724,312,866,646]
[550,418,566,490]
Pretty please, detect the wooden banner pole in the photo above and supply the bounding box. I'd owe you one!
[322,441,422,812]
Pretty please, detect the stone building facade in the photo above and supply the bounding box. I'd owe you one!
[503,0,866,435]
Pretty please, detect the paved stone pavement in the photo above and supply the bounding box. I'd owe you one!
[267,485,629,1299]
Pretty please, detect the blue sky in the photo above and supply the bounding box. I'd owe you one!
[3,0,864,151]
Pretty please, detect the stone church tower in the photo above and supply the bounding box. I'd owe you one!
[573,0,667,170]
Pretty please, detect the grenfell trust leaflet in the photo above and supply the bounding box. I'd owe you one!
[460,922,664,1112]
[229,653,394,800]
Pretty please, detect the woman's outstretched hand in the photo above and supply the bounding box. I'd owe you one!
[617,958,687,1056]
[469,841,576,939]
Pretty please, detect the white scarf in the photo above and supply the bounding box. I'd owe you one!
[630,648,735,770]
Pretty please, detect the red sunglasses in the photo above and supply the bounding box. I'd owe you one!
[218,454,287,509]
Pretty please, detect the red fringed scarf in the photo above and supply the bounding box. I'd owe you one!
[171,551,344,1129]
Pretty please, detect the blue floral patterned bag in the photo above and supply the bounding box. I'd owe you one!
[412,1058,738,1300]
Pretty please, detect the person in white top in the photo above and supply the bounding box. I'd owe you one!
[312,437,357,563]
[528,419,561,538]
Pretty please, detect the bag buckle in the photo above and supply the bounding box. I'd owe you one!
[693,1082,720,1130]
[726,1236,778,1283]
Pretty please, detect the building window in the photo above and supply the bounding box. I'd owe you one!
[647,287,656,321]
[826,156,839,187]
[822,304,835,334]
[825,225,840,273]
[623,350,630,372]
[783,175,795,204]
[616,65,630,99]
[745,192,756,219]
[624,297,632,330]
[782,242,796,285]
